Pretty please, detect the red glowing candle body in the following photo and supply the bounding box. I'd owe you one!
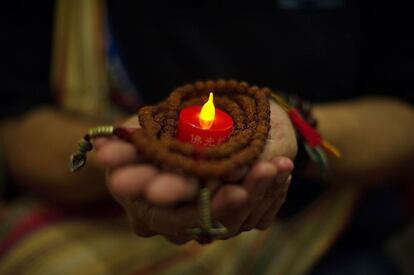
[177,105,233,147]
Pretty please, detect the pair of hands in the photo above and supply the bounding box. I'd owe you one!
[95,101,297,244]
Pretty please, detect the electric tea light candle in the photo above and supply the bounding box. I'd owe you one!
[176,93,234,147]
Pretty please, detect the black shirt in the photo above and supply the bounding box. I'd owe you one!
[2,0,412,118]
[107,0,413,104]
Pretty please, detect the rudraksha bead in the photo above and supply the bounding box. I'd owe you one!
[131,80,274,179]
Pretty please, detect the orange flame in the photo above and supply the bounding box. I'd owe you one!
[199,92,215,129]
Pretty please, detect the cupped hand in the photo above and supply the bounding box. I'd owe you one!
[95,100,297,244]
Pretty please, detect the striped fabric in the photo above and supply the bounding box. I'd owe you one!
[51,0,112,120]
[0,186,359,275]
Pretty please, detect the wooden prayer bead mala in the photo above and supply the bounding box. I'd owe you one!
[132,80,271,179]
[70,80,274,239]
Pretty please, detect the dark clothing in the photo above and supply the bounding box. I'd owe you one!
[107,0,412,104]
[108,1,360,103]
[1,0,54,117]
[1,1,413,119]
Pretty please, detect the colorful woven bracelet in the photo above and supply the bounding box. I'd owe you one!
[269,92,341,173]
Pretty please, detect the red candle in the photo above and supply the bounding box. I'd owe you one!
[177,93,233,147]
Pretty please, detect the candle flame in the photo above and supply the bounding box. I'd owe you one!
[199,92,215,129]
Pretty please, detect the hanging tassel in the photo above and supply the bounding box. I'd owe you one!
[314,146,329,173]
[288,108,322,147]
[270,92,341,173]
[321,140,342,158]
[69,126,137,172]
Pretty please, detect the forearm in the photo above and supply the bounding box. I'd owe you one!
[1,106,110,205]
[307,97,414,185]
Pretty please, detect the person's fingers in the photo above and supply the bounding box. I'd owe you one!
[270,156,294,175]
[108,165,158,199]
[126,198,198,242]
[92,137,111,150]
[122,200,156,237]
[212,162,277,236]
[145,203,198,236]
[242,161,278,194]
[164,235,194,245]
[243,172,290,230]
[211,185,248,238]
[95,140,139,167]
[256,175,292,230]
[212,185,248,214]
[222,166,249,183]
[243,157,293,230]
[235,162,278,232]
[145,174,199,205]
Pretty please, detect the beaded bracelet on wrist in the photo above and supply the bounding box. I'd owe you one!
[269,91,340,173]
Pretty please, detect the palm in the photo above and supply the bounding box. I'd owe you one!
[96,100,296,243]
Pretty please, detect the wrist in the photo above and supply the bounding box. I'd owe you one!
[269,91,341,178]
